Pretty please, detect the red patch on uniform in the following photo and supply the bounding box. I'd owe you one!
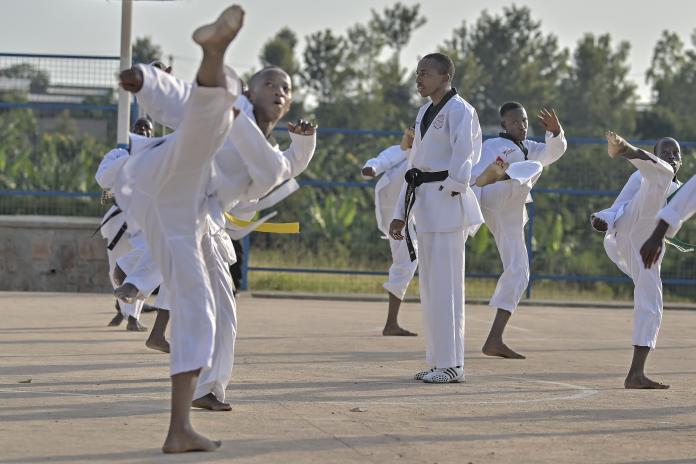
[433,114,445,129]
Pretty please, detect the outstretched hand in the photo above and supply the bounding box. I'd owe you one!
[288,119,317,136]
[537,108,561,136]
[119,67,144,93]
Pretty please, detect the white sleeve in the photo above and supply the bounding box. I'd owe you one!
[590,171,641,228]
[135,64,192,130]
[527,130,568,167]
[364,146,407,176]
[658,175,696,237]
[95,148,129,189]
[441,106,482,193]
[231,112,316,200]
[281,131,317,179]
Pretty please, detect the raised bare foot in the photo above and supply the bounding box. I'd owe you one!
[482,340,526,359]
[624,373,670,389]
[382,324,417,336]
[145,336,170,353]
[192,393,232,411]
[114,283,141,304]
[192,5,245,51]
[606,130,630,158]
[126,316,147,332]
[107,312,124,327]
[162,428,221,454]
[475,161,509,187]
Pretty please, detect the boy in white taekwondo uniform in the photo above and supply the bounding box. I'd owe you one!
[361,129,418,337]
[471,102,567,359]
[390,53,483,383]
[95,118,155,331]
[116,13,316,419]
[113,6,247,452]
[640,173,696,269]
[591,133,681,390]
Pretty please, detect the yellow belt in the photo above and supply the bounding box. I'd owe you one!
[224,213,300,234]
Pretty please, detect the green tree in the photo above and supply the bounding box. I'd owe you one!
[0,63,50,93]
[260,27,300,76]
[440,5,569,129]
[558,34,637,136]
[132,36,163,65]
[641,30,696,139]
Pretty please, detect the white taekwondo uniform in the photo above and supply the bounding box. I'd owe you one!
[394,89,483,371]
[592,151,677,348]
[116,64,315,402]
[363,145,417,300]
[471,130,567,313]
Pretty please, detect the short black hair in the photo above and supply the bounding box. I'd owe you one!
[420,53,455,81]
[132,117,152,129]
[249,66,290,89]
[499,101,525,118]
[653,137,679,154]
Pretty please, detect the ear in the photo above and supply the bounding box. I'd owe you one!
[500,120,506,131]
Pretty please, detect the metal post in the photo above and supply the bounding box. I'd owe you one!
[525,199,536,299]
[241,235,251,291]
[116,0,133,149]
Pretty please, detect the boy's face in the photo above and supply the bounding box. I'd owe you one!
[249,69,292,123]
[416,59,448,98]
[501,107,528,141]
[133,119,153,137]
[655,138,682,173]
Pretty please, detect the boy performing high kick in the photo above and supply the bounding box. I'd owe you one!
[115,5,245,452]
[591,132,682,389]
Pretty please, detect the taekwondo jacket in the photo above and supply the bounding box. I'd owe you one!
[394,94,484,235]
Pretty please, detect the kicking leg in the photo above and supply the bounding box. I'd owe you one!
[162,5,245,452]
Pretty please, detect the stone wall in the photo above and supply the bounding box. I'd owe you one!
[0,215,111,292]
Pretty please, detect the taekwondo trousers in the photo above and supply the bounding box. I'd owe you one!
[418,229,466,369]
[117,83,237,376]
[480,160,542,313]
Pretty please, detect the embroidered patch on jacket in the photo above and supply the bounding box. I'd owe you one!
[433,114,445,129]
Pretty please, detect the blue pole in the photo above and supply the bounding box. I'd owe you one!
[525,200,536,299]
[241,235,251,291]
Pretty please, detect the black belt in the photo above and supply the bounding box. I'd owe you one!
[107,223,128,250]
[403,168,448,262]
[92,207,123,237]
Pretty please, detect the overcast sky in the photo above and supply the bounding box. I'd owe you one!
[2,0,696,103]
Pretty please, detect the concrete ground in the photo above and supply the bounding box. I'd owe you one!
[0,292,695,464]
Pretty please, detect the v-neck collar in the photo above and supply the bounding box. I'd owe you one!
[498,132,528,160]
[420,88,457,139]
